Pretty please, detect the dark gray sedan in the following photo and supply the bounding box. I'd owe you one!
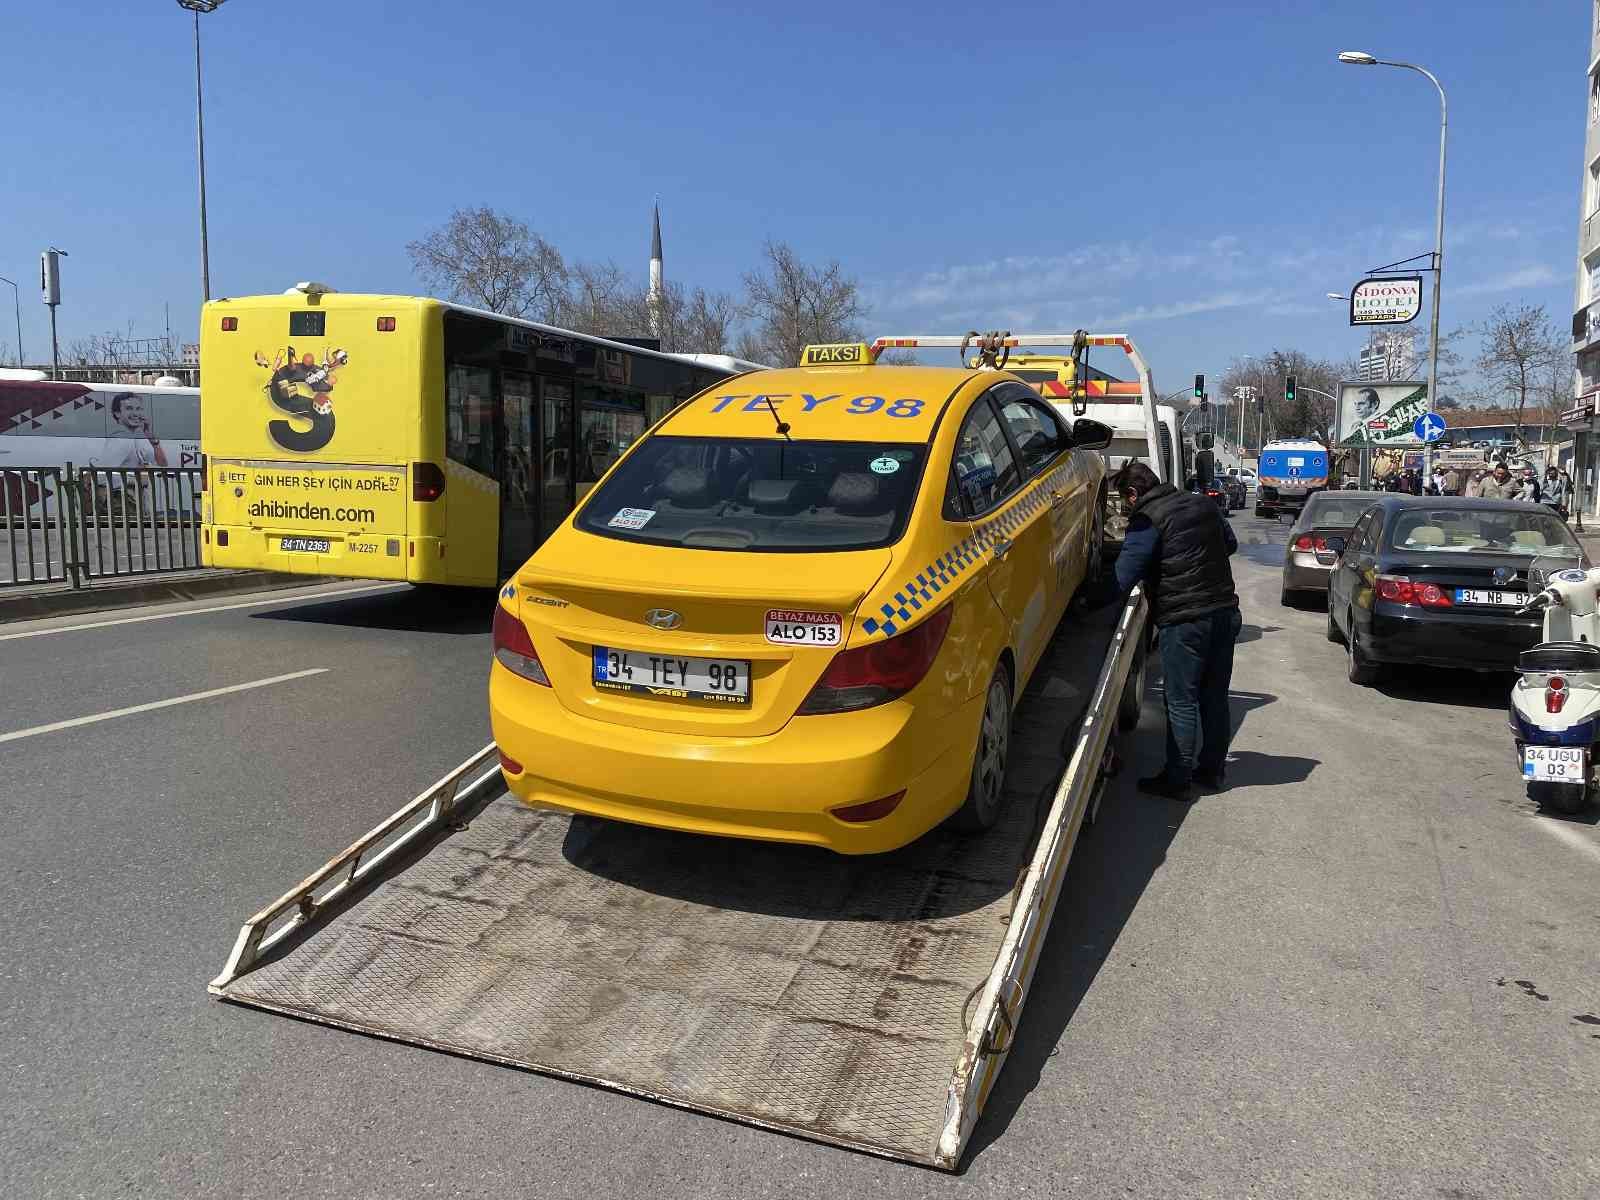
[1281,490,1383,605]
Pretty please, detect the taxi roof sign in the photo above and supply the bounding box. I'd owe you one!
[800,342,876,367]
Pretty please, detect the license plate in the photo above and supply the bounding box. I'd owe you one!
[765,608,842,646]
[592,646,751,704]
[1522,745,1585,782]
[1456,588,1526,606]
[280,536,331,553]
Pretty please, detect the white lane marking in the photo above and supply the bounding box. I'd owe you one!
[0,669,329,744]
[1531,815,1600,863]
[0,583,405,642]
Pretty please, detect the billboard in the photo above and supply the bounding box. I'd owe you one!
[1337,380,1429,447]
[1350,276,1422,325]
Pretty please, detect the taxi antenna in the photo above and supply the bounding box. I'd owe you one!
[764,395,792,440]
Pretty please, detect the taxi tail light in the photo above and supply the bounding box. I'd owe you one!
[797,605,953,715]
[498,747,524,774]
[492,604,550,686]
[1547,676,1568,714]
[413,461,446,502]
[830,791,906,824]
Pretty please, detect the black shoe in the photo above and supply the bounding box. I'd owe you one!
[1193,768,1226,791]
[1138,773,1196,802]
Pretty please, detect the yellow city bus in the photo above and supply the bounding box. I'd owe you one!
[200,286,757,586]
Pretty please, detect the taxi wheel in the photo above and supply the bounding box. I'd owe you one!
[1086,488,1106,583]
[954,666,1012,832]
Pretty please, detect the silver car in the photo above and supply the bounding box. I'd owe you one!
[1281,490,1383,605]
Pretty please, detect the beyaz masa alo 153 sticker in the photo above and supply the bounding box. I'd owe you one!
[869,455,900,475]
[607,507,656,531]
[765,609,843,646]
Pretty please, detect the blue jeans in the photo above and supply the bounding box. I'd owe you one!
[1157,607,1243,785]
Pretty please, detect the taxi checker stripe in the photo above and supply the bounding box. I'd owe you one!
[859,460,1083,640]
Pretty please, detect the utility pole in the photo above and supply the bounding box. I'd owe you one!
[40,247,65,379]
[0,275,21,366]
[178,1,229,302]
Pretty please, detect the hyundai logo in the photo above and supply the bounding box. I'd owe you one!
[644,608,682,630]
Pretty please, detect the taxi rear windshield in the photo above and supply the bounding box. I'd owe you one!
[576,436,927,552]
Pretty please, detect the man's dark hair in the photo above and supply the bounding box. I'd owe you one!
[1111,461,1161,496]
[110,392,138,418]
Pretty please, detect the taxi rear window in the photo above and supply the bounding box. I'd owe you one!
[576,436,927,552]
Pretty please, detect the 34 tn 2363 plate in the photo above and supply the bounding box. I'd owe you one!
[592,646,750,704]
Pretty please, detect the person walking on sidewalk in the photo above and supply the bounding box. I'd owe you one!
[1543,466,1571,520]
[1102,462,1242,802]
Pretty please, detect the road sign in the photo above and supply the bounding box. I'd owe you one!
[1414,412,1446,442]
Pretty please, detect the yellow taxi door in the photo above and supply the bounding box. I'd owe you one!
[948,388,1058,690]
[993,384,1093,623]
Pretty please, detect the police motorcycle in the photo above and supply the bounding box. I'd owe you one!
[1511,559,1600,816]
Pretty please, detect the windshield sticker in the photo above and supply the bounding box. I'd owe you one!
[607,507,656,531]
[706,393,925,418]
[765,609,843,646]
[869,455,900,475]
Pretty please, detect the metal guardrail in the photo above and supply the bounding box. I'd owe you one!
[1,463,204,588]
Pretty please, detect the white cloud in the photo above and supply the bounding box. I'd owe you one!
[1452,264,1561,297]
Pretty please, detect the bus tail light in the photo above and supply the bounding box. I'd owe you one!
[798,605,953,714]
[200,453,207,491]
[492,604,550,686]
[220,317,237,331]
[412,462,446,502]
[376,317,396,331]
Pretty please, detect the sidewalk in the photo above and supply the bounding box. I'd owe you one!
[0,567,332,623]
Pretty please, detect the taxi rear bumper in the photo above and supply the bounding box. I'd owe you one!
[489,662,982,855]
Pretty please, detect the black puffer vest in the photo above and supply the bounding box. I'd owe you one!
[1132,482,1238,626]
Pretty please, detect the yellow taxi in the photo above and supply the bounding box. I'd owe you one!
[489,344,1112,854]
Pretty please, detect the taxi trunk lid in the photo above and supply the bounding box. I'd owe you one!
[515,543,894,737]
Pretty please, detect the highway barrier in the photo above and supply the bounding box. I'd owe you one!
[1,465,203,588]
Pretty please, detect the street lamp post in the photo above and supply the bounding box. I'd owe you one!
[177,0,228,303]
[0,275,21,366]
[1340,50,1447,480]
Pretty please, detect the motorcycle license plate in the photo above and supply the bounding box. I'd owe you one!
[1522,745,1585,782]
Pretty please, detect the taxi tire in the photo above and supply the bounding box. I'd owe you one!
[953,665,1012,832]
[1117,638,1147,731]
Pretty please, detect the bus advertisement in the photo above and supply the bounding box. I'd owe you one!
[0,376,201,516]
[200,288,755,588]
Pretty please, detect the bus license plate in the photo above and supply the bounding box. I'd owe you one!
[1522,745,1585,782]
[281,537,331,553]
[592,646,750,704]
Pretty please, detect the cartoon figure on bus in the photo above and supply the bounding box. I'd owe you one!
[255,345,349,453]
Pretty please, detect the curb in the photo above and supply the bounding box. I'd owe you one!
[0,569,337,624]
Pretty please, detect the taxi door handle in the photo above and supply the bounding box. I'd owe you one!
[992,536,1013,560]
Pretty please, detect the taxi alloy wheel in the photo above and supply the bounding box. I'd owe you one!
[955,667,1012,831]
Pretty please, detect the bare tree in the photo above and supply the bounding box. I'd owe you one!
[1475,303,1563,440]
[674,286,740,355]
[741,240,863,367]
[555,260,634,333]
[407,207,568,320]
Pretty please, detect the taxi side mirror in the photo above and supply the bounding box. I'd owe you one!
[1070,418,1113,451]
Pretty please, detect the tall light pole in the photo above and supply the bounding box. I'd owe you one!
[0,275,21,366]
[1340,50,1447,478]
[178,0,228,303]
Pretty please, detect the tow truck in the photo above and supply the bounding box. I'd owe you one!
[208,331,1165,1171]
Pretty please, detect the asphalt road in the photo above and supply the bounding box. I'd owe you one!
[1,517,1596,1199]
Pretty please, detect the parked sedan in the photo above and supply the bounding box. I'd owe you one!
[1326,496,1588,684]
[1281,490,1382,605]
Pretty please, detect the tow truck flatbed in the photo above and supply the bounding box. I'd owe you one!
[210,592,1147,1170]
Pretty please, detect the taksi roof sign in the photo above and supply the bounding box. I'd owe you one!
[1349,276,1423,326]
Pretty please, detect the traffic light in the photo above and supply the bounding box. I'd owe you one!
[1285,373,1297,403]
[1194,373,1205,399]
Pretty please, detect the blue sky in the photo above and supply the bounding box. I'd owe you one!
[0,1,1586,391]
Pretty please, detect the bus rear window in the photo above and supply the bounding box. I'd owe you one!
[576,436,927,552]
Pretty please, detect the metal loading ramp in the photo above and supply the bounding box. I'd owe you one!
[211,593,1147,1169]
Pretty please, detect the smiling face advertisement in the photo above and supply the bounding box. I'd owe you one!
[1338,381,1430,447]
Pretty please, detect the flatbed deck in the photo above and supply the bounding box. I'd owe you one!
[210,593,1147,1169]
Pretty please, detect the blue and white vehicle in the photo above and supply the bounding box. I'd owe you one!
[1255,438,1329,519]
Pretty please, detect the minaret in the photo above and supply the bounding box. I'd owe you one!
[648,201,663,340]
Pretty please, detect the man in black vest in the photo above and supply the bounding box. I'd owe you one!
[1106,462,1242,801]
